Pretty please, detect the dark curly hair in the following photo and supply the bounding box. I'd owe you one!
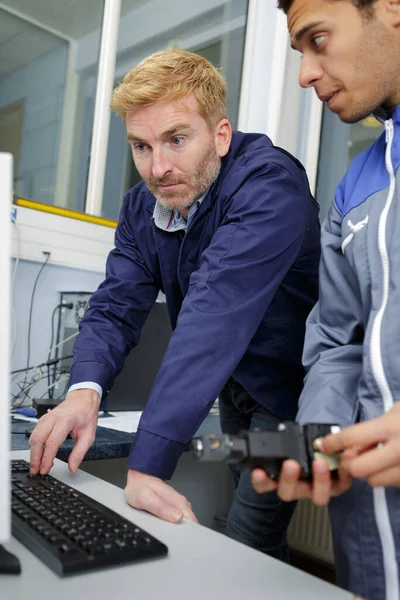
[277,0,376,15]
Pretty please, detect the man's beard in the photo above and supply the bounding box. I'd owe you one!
[147,142,221,211]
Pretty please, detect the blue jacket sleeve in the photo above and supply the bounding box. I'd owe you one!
[129,162,315,479]
[69,195,159,394]
[297,197,363,427]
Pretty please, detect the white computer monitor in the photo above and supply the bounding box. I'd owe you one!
[0,152,12,544]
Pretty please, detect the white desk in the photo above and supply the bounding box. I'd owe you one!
[3,451,352,600]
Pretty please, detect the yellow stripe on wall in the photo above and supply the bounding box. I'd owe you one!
[15,198,117,229]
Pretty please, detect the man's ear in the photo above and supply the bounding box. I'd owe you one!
[215,119,232,158]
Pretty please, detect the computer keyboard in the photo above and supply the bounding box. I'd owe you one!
[11,459,168,576]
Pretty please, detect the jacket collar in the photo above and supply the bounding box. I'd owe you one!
[373,104,400,125]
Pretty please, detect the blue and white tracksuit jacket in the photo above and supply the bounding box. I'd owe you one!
[298,105,400,600]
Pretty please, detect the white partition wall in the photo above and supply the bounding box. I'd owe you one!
[238,0,323,195]
[0,153,12,544]
[238,0,289,141]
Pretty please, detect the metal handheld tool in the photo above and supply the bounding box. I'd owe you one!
[191,422,342,480]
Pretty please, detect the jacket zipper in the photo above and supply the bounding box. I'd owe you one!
[369,118,399,600]
[370,119,395,413]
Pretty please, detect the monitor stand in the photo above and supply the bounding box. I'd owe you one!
[0,545,21,574]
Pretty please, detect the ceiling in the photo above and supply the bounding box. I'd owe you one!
[0,0,149,77]
[0,10,65,77]
[0,0,149,39]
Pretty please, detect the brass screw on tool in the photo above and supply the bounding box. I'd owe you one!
[313,437,323,452]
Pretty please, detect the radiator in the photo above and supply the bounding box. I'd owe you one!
[288,500,334,565]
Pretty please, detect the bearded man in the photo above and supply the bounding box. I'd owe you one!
[29,48,320,562]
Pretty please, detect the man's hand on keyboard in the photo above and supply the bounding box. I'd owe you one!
[125,469,198,524]
[29,389,101,476]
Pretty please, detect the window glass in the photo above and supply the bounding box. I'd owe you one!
[0,1,105,211]
[316,106,384,221]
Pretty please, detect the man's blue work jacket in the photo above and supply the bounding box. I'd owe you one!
[69,131,321,479]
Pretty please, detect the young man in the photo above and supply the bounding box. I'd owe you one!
[252,0,400,597]
[28,49,320,561]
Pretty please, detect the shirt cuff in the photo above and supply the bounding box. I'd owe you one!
[127,428,186,480]
[67,382,103,400]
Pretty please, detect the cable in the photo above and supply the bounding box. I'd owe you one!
[47,302,73,398]
[55,378,70,401]
[47,304,63,399]
[25,251,51,371]
[11,355,73,375]
[11,331,78,407]
[49,306,62,363]
[11,371,69,409]
[11,373,47,407]
[10,216,20,359]
[18,250,51,402]
[21,331,77,380]
[12,331,78,393]
[36,376,69,401]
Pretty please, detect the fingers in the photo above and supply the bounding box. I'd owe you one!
[311,459,333,506]
[29,417,54,474]
[342,447,372,461]
[151,481,198,523]
[251,469,278,494]
[367,465,400,488]
[310,463,352,504]
[276,459,350,505]
[252,461,314,502]
[125,472,199,524]
[68,429,96,473]
[342,439,400,480]
[29,393,99,475]
[180,507,198,522]
[275,460,303,502]
[35,419,73,475]
[125,484,184,523]
[322,419,387,455]
[251,459,351,506]
[276,461,317,502]
[29,414,70,475]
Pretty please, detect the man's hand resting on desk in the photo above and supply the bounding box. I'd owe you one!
[125,469,198,524]
[251,458,353,506]
[29,389,101,476]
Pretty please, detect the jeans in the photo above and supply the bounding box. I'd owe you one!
[329,479,400,600]
[219,378,297,562]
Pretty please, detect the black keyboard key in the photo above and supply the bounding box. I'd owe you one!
[58,543,77,554]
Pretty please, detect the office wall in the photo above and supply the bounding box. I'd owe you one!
[11,258,103,401]
[0,44,68,204]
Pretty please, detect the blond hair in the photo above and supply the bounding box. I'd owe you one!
[110,49,227,129]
